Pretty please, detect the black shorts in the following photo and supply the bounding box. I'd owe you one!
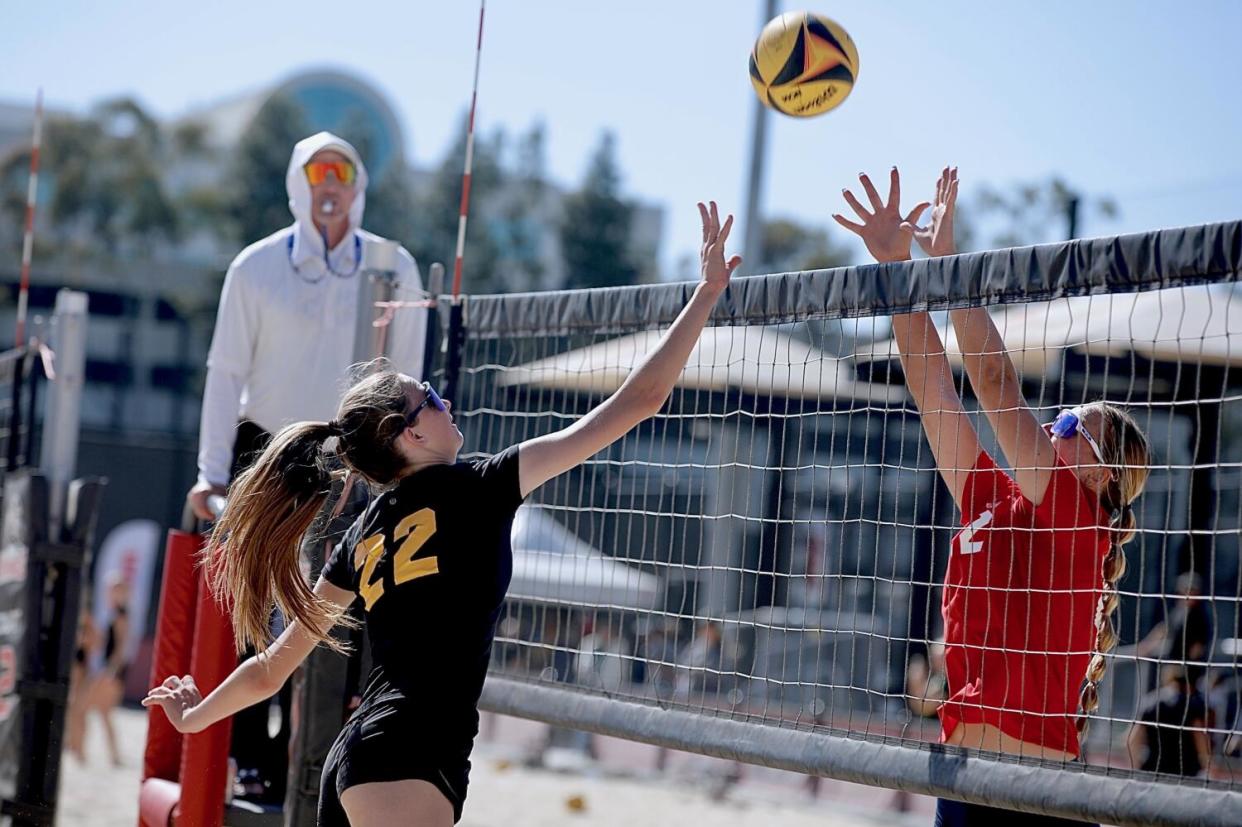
[318,714,470,826]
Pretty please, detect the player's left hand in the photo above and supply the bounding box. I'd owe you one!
[698,201,742,291]
[833,167,929,264]
[141,674,203,733]
[909,166,959,258]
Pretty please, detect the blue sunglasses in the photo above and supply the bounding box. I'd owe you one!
[405,382,447,427]
[1049,408,1108,467]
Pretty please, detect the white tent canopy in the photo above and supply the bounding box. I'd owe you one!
[854,284,1242,372]
[498,325,905,403]
[509,505,661,611]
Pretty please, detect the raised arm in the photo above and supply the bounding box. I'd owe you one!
[833,167,981,506]
[517,202,741,499]
[948,302,1057,504]
[938,178,1055,502]
[142,577,354,734]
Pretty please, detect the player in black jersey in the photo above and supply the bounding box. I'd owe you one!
[144,202,742,826]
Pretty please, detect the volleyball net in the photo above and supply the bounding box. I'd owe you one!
[439,220,1242,826]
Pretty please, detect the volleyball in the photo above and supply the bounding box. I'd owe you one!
[749,11,859,117]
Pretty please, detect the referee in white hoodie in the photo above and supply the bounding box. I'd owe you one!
[187,131,426,821]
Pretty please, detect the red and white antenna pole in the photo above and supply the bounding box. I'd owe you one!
[451,1,486,300]
[16,89,43,348]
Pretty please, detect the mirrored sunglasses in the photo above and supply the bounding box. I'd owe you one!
[304,159,356,186]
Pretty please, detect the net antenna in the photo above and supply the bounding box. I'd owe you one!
[371,1,486,389]
[452,0,486,300]
[438,0,487,400]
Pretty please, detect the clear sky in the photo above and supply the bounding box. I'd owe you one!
[5,1,1241,281]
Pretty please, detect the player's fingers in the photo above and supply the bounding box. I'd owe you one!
[725,255,743,274]
[832,213,865,234]
[905,202,930,226]
[697,202,709,243]
[888,167,901,209]
[709,201,721,237]
[162,676,180,689]
[718,214,734,246]
[860,173,884,212]
[842,190,871,221]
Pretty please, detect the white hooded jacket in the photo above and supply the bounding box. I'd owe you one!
[197,131,426,488]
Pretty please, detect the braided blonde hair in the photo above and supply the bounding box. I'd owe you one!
[1075,403,1151,742]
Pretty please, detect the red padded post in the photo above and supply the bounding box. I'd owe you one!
[141,529,202,786]
[176,563,237,827]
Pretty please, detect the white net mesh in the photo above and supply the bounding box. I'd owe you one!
[419,223,1242,823]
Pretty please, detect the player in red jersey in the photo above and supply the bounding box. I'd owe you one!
[835,167,1151,826]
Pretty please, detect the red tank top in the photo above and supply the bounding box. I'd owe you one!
[939,451,1109,756]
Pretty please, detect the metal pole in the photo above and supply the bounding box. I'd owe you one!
[6,351,25,472]
[1066,194,1081,240]
[421,262,444,383]
[356,239,401,363]
[39,290,88,526]
[741,0,778,275]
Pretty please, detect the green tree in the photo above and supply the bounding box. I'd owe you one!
[362,160,420,253]
[490,121,549,292]
[230,93,308,244]
[560,131,639,290]
[969,176,1117,249]
[755,217,853,274]
[12,98,181,254]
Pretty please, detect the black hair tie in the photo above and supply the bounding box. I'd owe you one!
[326,420,345,438]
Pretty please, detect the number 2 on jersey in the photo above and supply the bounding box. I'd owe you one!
[355,507,439,610]
[958,509,993,556]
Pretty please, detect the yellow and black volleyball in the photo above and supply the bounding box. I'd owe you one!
[749,11,859,118]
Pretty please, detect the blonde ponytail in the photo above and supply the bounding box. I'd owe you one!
[1075,403,1150,743]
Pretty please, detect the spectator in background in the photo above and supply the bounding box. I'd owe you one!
[675,620,725,701]
[85,574,130,766]
[1203,666,1242,759]
[634,618,681,694]
[1127,664,1212,777]
[65,605,98,763]
[1138,572,1214,689]
[575,620,630,692]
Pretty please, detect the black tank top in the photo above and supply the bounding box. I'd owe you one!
[322,446,523,753]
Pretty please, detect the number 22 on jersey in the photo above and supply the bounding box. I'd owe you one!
[354,508,439,610]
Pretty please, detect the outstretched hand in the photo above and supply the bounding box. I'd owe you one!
[832,167,928,263]
[908,166,959,258]
[698,201,742,290]
[142,674,203,733]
